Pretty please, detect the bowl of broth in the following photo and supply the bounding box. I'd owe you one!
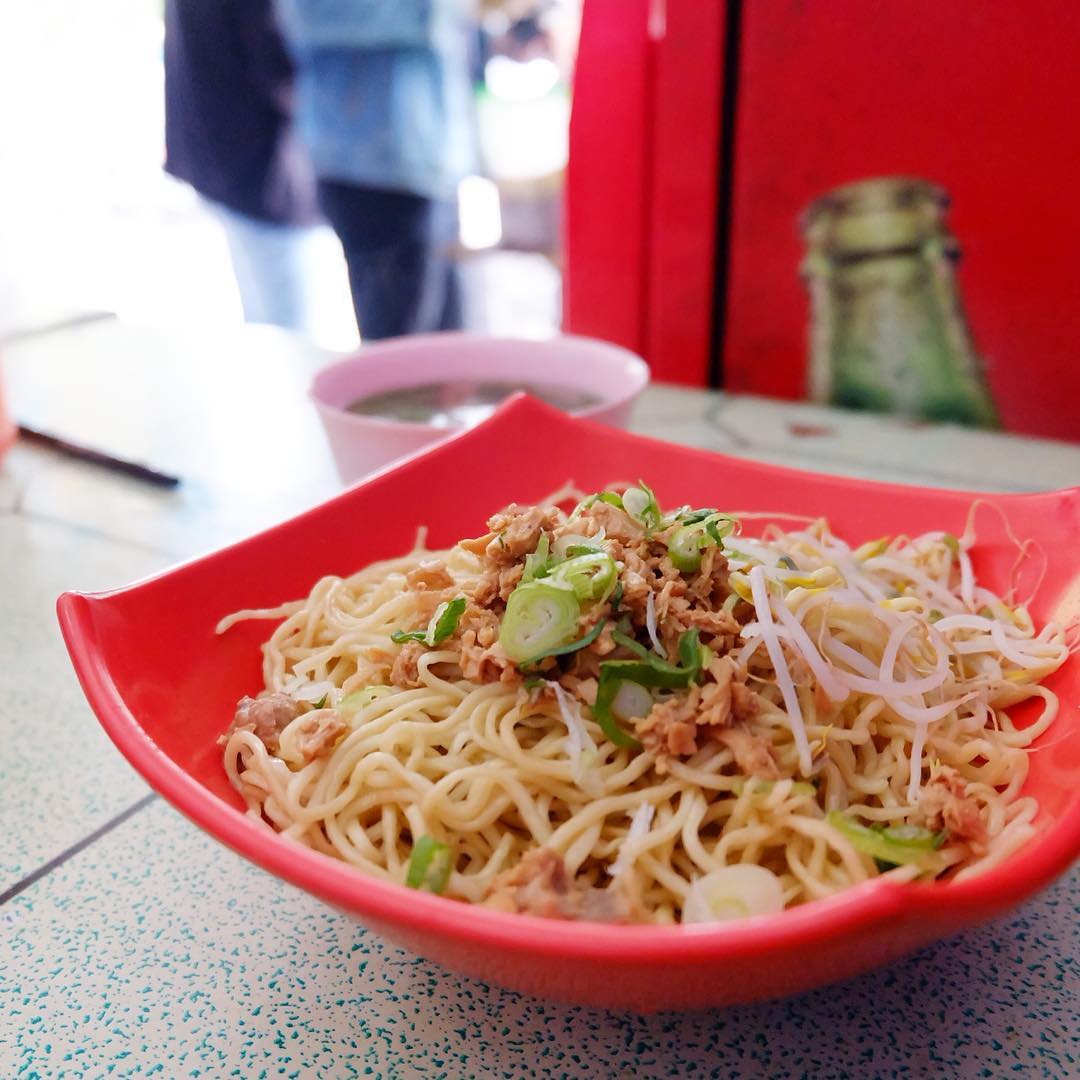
[310,333,649,482]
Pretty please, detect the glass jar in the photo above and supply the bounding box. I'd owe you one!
[801,177,999,426]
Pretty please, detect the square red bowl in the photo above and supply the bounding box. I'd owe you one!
[58,396,1080,1010]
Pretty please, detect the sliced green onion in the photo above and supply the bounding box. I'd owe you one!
[553,531,605,559]
[705,515,736,545]
[520,617,607,668]
[405,836,453,893]
[338,685,392,711]
[828,812,947,867]
[391,596,467,647]
[429,597,466,643]
[885,823,949,847]
[677,626,703,672]
[572,491,624,517]
[609,580,624,615]
[611,680,653,723]
[499,582,581,664]
[611,628,651,659]
[521,534,551,583]
[682,865,784,923]
[601,629,704,692]
[676,507,719,526]
[564,543,604,558]
[592,629,703,749]
[668,513,737,573]
[668,524,708,573]
[622,481,661,530]
[592,675,644,749]
[548,552,617,601]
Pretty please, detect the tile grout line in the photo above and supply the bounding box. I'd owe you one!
[0,791,158,906]
[10,504,184,559]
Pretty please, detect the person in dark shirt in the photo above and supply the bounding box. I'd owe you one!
[164,0,334,335]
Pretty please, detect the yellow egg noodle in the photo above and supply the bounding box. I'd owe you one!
[217,485,1066,925]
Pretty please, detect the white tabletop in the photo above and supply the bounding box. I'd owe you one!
[2,319,1077,1078]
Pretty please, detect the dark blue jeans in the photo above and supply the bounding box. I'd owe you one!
[316,180,463,340]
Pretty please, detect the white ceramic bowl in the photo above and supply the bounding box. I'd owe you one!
[310,332,650,483]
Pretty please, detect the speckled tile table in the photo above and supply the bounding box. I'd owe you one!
[3,800,1077,1079]
[0,516,161,885]
[1,321,1078,1078]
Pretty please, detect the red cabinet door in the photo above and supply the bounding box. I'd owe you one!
[565,0,726,388]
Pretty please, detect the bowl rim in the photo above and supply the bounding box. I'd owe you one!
[308,331,651,434]
[57,395,1080,966]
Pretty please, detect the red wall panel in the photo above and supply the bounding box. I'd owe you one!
[563,0,653,355]
[643,1,725,386]
[725,1,1080,440]
[565,0,725,385]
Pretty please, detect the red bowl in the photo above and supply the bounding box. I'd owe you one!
[57,395,1080,1010]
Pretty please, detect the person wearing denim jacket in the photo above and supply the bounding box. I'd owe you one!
[275,0,477,339]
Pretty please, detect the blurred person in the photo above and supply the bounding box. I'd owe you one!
[481,0,580,75]
[164,0,330,335]
[275,1,476,339]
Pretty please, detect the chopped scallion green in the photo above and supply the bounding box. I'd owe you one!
[573,491,624,516]
[622,481,661,530]
[611,628,651,659]
[676,507,719,526]
[592,629,704,750]
[521,534,551,583]
[668,513,737,573]
[547,551,617,601]
[405,836,453,893]
[609,580,624,615]
[520,617,607,668]
[391,596,467,647]
[827,812,947,867]
[499,582,581,664]
[338,685,392,711]
[564,542,604,558]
